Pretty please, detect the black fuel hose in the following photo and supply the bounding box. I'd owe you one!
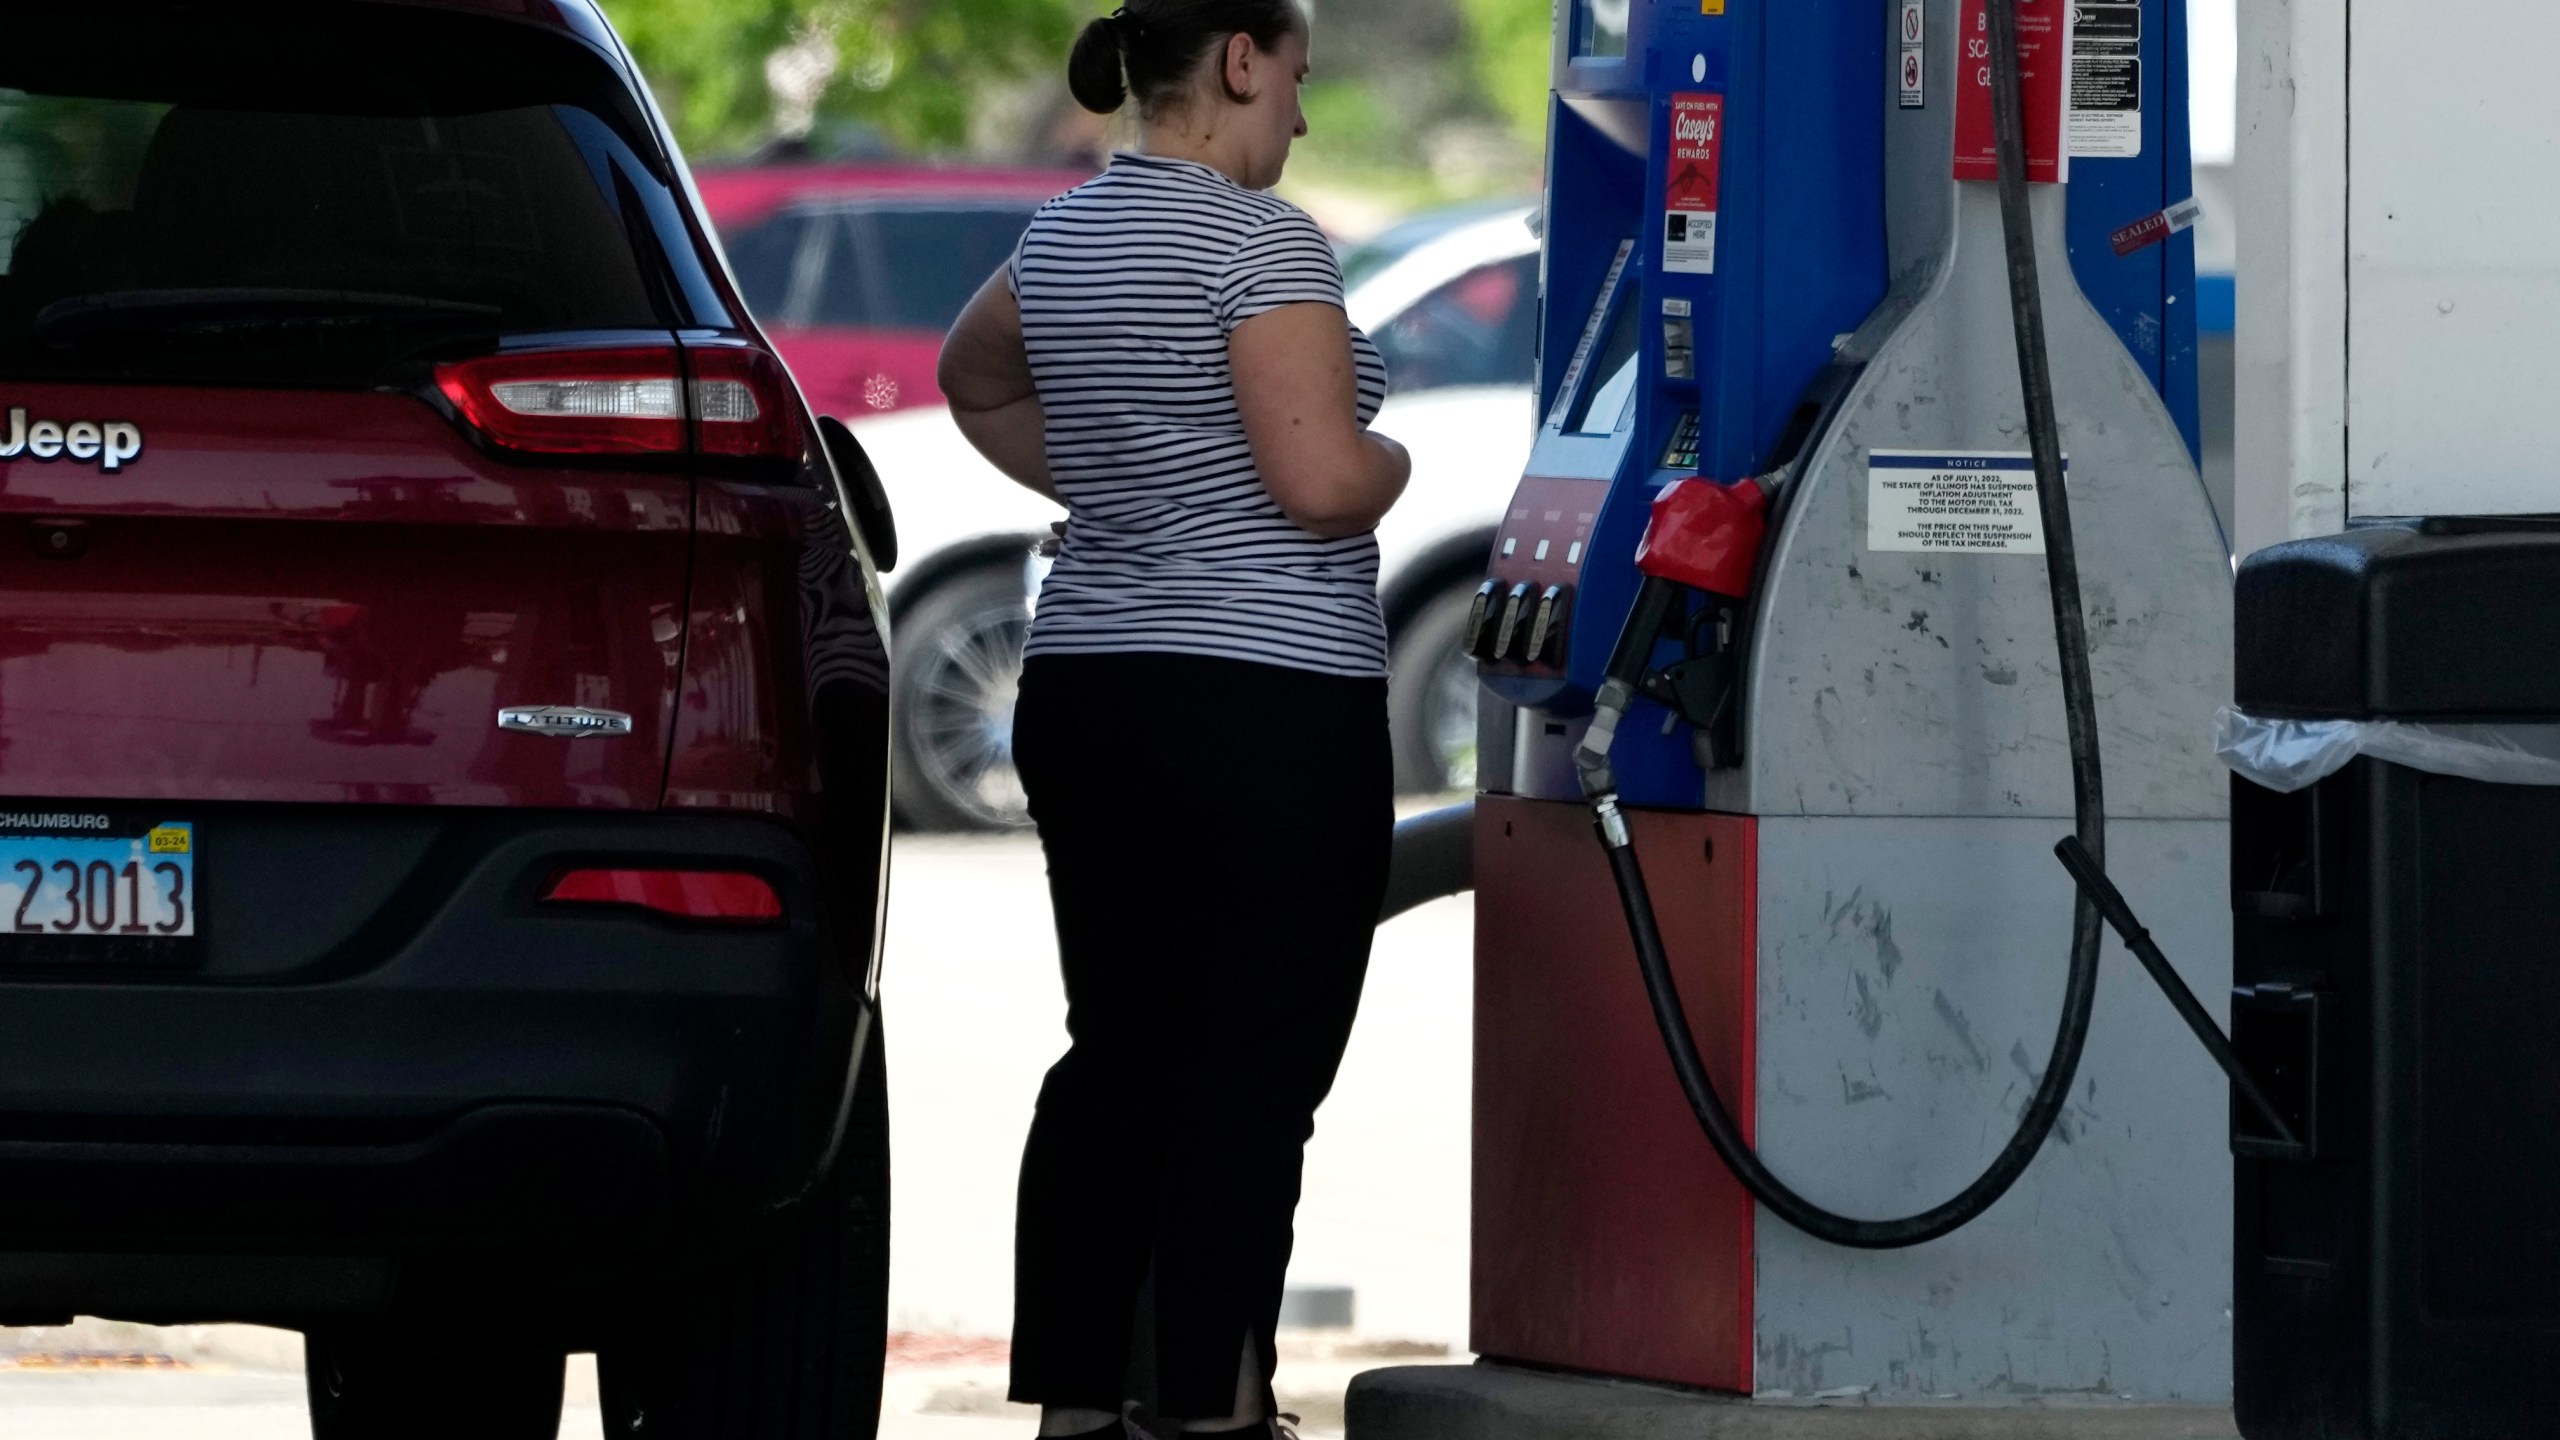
[1582,0,2104,1249]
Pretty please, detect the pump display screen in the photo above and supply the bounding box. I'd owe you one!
[1573,0,1630,58]
[1563,295,1641,435]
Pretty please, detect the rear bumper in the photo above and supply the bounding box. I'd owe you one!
[0,806,877,1305]
[0,1103,671,1248]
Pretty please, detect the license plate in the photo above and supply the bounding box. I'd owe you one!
[0,817,198,965]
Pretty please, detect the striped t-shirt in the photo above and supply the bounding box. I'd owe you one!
[1009,151,1392,678]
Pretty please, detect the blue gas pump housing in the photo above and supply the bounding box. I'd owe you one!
[1467,0,2198,811]
[1458,0,2231,1407]
[2064,0,2204,462]
[1466,0,1888,808]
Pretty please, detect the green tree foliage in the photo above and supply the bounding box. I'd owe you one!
[0,95,163,207]
[600,0,1094,157]
[599,0,797,154]
[1456,0,1551,145]
[598,0,1550,164]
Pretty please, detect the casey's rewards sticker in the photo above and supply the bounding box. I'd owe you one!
[1662,92,1724,275]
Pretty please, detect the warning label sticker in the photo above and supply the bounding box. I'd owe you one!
[1663,92,1723,275]
[1952,0,2069,183]
[1867,451,2054,554]
[2069,2,2140,157]
[1899,0,1925,108]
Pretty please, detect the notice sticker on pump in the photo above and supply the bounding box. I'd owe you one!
[1662,93,1724,275]
[2068,2,2141,157]
[1867,451,2057,554]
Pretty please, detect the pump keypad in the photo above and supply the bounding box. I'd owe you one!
[1662,409,1702,471]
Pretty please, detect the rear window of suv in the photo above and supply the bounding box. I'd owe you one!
[0,3,685,389]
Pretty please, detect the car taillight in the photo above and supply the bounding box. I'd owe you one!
[687,344,799,459]
[436,344,802,460]
[437,347,689,456]
[542,868,784,924]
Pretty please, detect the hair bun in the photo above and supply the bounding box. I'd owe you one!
[1064,0,1304,122]
[1068,14,1131,114]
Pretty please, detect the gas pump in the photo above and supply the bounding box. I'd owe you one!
[1452,0,2241,1406]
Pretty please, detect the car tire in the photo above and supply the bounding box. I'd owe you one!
[1389,583,1485,796]
[890,561,1033,832]
[305,1319,566,1440]
[598,1017,891,1440]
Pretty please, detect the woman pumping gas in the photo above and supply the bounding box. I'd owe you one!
[936,2,1412,1438]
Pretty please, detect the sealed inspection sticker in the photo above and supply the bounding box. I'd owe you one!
[2110,195,2202,255]
[1867,450,2058,553]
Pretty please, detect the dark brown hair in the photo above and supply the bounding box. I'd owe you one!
[1067,0,1306,118]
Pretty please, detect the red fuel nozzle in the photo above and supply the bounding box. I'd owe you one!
[1586,477,1770,787]
[1634,475,1767,601]
[1600,475,1769,693]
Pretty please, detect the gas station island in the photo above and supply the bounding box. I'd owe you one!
[5,0,2560,1436]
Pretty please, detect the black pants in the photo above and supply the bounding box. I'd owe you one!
[1007,652,1393,1419]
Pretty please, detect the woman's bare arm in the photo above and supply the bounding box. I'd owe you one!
[1230,303,1410,540]
[937,271,1057,501]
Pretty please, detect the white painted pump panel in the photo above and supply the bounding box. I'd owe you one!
[2346,0,2560,516]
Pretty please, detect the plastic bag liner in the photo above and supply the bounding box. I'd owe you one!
[2215,706,2560,793]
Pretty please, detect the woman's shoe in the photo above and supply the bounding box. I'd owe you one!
[1172,1413,1300,1440]
[1046,1402,1180,1440]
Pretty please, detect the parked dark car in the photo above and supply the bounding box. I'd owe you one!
[0,3,895,1437]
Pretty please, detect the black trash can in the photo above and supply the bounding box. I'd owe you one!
[2233,520,2560,1440]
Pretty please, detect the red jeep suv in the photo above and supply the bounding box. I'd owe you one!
[0,4,895,1437]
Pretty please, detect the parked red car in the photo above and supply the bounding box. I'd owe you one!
[694,163,1090,418]
[0,3,894,1437]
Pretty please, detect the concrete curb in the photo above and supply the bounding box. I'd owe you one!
[0,1320,301,1373]
[1345,1365,2239,1440]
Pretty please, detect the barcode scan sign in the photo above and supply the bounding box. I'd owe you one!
[1867,450,2056,553]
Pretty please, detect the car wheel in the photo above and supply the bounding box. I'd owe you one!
[1389,583,1483,795]
[305,1319,565,1440]
[890,562,1032,831]
[599,1017,890,1440]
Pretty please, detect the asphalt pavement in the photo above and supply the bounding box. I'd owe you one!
[0,826,1477,1438]
[0,1359,1027,1440]
[883,828,1475,1347]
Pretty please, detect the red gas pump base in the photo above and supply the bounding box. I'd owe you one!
[1474,796,1756,1391]
[1455,803,2238,1439]
[1345,1364,2240,1440]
